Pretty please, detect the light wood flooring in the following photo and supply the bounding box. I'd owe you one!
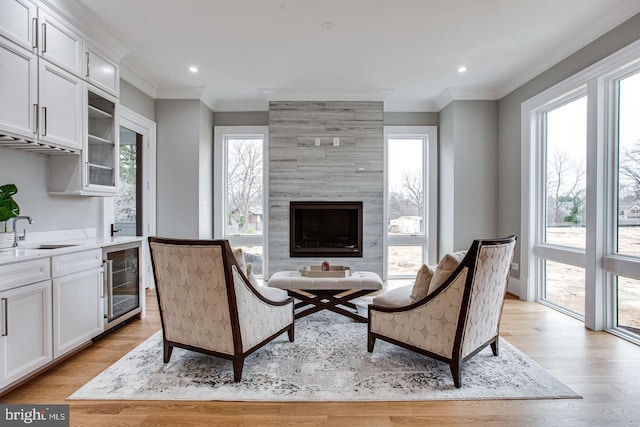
[1,289,639,426]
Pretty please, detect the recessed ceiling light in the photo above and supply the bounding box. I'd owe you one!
[189,66,198,73]
[458,66,467,73]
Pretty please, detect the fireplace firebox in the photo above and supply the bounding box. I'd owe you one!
[290,201,363,257]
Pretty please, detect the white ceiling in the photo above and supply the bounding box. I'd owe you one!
[66,0,640,111]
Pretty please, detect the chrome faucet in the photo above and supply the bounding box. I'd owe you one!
[12,216,33,247]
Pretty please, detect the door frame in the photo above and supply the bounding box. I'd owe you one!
[100,106,156,288]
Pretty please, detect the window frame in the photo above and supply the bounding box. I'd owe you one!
[213,126,269,277]
[521,38,640,342]
[383,126,438,279]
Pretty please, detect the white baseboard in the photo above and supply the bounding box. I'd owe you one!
[507,276,523,300]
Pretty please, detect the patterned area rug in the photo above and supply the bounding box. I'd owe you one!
[69,311,580,401]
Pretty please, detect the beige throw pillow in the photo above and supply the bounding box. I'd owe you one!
[233,248,247,273]
[428,251,467,295]
[409,264,435,303]
[233,247,259,287]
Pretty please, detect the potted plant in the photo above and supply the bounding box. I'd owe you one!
[0,184,19,250]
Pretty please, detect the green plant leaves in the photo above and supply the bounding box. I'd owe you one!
[0,184,20,225]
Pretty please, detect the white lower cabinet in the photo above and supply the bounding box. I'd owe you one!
[52,249,103,358]
[53,267,103,358]
[0,280,53,388]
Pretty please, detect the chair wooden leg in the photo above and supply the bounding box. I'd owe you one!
[287,324,295,342]
[163,340,173,363]
[233,357,244,382]
[450,360,462,388]
[367,333,376,352]
[491,338,499,356]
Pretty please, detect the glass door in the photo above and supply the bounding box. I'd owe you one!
[114,126,142,236]
[86,88,117,192]
[104,245,140,325]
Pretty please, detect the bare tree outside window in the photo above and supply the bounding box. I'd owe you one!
[546,148,586,226]
[226,138,263,235]
[543,96,587,250]
[115,142,136,223]
[620,139,640,200]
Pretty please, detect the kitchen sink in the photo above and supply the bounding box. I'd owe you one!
[28,244,79,249]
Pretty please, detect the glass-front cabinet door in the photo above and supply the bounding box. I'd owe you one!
[84,87,118,192]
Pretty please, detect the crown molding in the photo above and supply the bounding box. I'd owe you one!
[259,88,395,102]
[156,86,206,100]
[496,1,640,99]
[155,86,219,111]
[40,0,130,61]
[213,101,269,112]
[435,88,499,111]
[200,89,217,111]
[119,63,158,99]
[383,100,439,112]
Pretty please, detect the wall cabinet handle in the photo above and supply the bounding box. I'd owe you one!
[32,18,37,49]
[86,52,90,78]
[1,298,7,337]
[33,104,38,134]
[42,106,47,136]
[41,23,46,53]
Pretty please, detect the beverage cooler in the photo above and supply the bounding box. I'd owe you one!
[103,241,142,329]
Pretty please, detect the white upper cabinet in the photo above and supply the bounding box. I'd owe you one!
[38,9,83,77]
[0,0,37,52]
[0,0,120,162]
[84,44,119,96]
[0,37,37,139]
[48,85,119,195]
[38,60,83,150]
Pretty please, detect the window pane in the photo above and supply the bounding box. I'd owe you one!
[544,260,585,315]
[388,246,423,276]
[544,97,587,249]
[616,275,640,332]
[617,71,640,257]
[226,138,263,236]
[388,139,424,235]
[236,245,263,276]
[115,126,138,236]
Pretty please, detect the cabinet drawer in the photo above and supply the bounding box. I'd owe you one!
[52,249,102,277]
[0,258,50,292]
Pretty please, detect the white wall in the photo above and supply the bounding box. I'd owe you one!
[439,100,499,254]
[120,80,155,122]
[155,99,201,238]
[155,99,214,239]
[199,103,214,239]
[0,149,98,233]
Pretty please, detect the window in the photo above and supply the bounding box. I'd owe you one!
[608,67,640,341]
[536,93,588,315]
[214,126,268,276]
[522,40,640,344]
[544,96,587,249]
[384,126,437,279]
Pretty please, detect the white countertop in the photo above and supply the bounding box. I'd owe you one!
[0,236,144,266]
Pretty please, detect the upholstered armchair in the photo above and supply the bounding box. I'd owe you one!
[368,236,517,388]
[148,237,295,382]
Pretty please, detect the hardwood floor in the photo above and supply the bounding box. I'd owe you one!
[2,289,639,426]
